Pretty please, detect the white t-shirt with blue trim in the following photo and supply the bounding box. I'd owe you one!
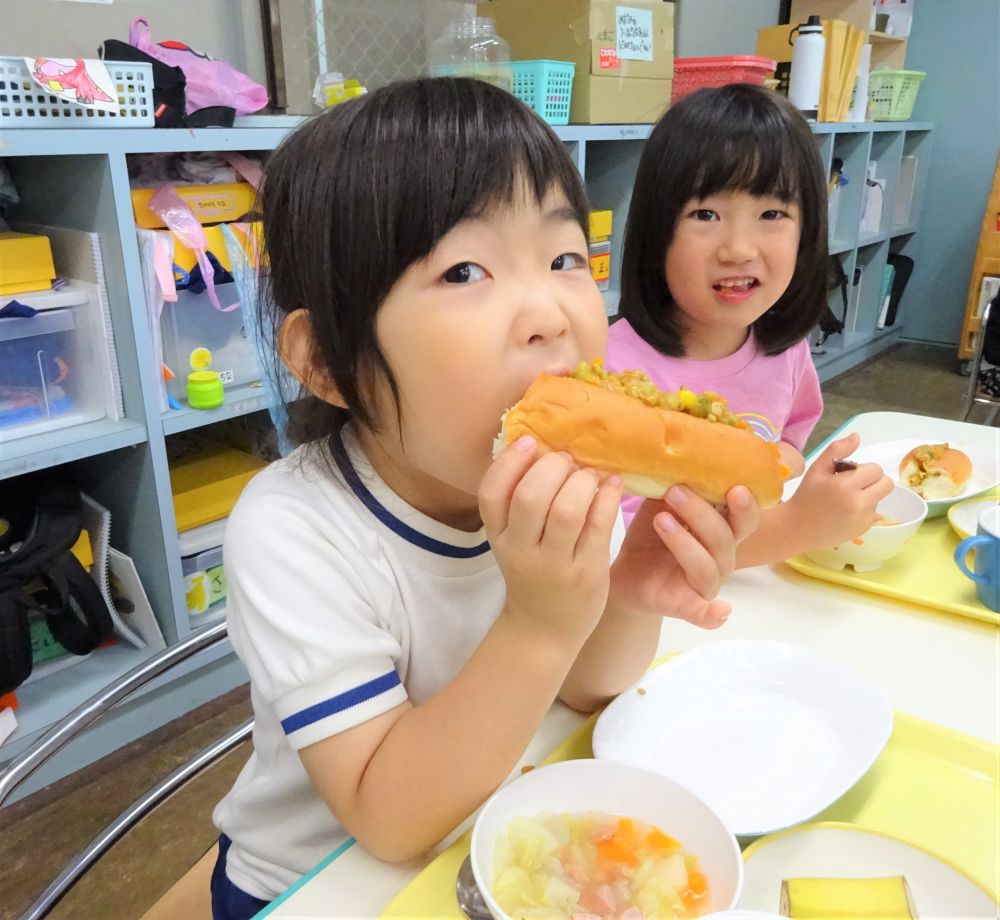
[213,427,504,900]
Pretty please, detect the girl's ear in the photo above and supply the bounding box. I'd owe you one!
[279,309,347,409]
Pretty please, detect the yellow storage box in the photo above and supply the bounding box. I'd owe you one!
[0,232,56,296]
[588,210,613,241]
[131,183,257,230]
[170,437,269,533]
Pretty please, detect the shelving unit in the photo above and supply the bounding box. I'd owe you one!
[0,115,930,795]
[808,121,933,381]
[790,0,911,70]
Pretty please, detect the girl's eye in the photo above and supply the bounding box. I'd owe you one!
[551,252,586,271]
[443,262,487,284]
[692,209,718,221]
[761,209,789,220]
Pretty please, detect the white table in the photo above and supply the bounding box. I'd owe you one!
[264,414,1000,918]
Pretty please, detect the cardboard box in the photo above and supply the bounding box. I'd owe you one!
[572,75,671,124]
[480,0,675,80]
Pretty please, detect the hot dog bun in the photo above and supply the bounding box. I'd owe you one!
[898,443,972,499]
[498,370,787,508]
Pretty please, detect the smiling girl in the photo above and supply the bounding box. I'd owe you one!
[606,84,891,594]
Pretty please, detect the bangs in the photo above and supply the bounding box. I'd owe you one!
[365,78,589,265]
[690,133,803,203]
[682,88,807,203]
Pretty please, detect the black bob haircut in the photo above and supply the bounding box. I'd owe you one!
[618,84,829,357]
[258,76,591,445]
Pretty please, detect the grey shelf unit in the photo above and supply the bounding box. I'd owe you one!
[0,117,930,795]
[809,122,933,382]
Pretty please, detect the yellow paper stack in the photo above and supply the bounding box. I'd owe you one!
[756,18,866,123]
[819,20,867,122]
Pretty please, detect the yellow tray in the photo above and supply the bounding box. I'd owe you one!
[380,711,999,916]
[785,513,999,627]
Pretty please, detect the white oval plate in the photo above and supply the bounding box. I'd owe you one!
[738,823,997,916]
[848,439,1000,518]
[948,492,1000,541]
[592,641,893,837]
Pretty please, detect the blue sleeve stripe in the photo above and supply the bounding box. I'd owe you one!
[280,670,403,735]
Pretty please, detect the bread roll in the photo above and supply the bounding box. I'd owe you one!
[497,364,788,508]
[898,443,972,499]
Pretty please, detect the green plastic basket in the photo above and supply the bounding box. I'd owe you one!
[511,60,575,125]
[868,70,925,121]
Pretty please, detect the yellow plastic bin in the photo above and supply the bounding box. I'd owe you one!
[131,183,257,229]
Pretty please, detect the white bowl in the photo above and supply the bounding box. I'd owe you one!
[470,759,743,920]
[803,483,928,573]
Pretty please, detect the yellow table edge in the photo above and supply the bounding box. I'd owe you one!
[380,707,999,917]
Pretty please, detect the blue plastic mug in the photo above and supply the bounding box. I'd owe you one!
[954,505,1000,612]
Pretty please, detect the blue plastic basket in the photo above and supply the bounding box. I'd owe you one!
[511,60,575,125]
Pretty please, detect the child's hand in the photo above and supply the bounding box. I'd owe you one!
[479,436,623,646]
[609,485,759,629]
[787,433,894,548]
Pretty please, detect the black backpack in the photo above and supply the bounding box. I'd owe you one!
[101,40,236,128]
[0,474,113,694]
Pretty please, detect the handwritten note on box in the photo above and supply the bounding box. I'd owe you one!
[616,6,654,61]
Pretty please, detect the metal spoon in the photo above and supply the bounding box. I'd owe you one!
[456,852,493,920]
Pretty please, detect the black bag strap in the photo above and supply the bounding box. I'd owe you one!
[0,590,35,695]
[817,254,849,346]
[36,554,113,657]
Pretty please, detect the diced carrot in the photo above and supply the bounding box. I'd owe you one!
[682,870,708,908]
[645,829,680,854]
[613,818,635,851]
[597,837,638,867]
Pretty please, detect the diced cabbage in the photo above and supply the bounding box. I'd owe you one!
[541,875,582,913]
[506,816,561,872]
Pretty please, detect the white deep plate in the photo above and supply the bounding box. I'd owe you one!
[849,438,1000,518]
[738,824,997,916]
[592,641,893,837]
[948,493,1000,541]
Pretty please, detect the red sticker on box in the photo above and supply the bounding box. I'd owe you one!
[600,48,621,69]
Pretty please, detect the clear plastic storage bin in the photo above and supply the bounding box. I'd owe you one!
[159,283,261,400]
[179,518,228,620]
[0,303,109,440]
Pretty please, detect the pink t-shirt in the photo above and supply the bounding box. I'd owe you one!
[604,319,823,522]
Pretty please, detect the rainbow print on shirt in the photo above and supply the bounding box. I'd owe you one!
[736,412,781,443]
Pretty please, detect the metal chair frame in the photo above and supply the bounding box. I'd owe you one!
[0,621,252,920]
[961,300,1000,426]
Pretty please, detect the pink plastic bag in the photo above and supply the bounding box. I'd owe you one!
[129,18,268,116]
[147,185,237,312]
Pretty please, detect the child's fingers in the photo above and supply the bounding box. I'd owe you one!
[540,467,602,556]
[849,462,889,489]
[652,511,723,600]
[723,486,759,545]
[576,477,623,559]
[687,598,732,630]
[505,451,578,546]
[663,486,736,569]
[864,473,895,502]
[816,432,861,467]
[479,435,539,536]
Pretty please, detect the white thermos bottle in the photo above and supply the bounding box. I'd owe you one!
[788,14,825,120]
